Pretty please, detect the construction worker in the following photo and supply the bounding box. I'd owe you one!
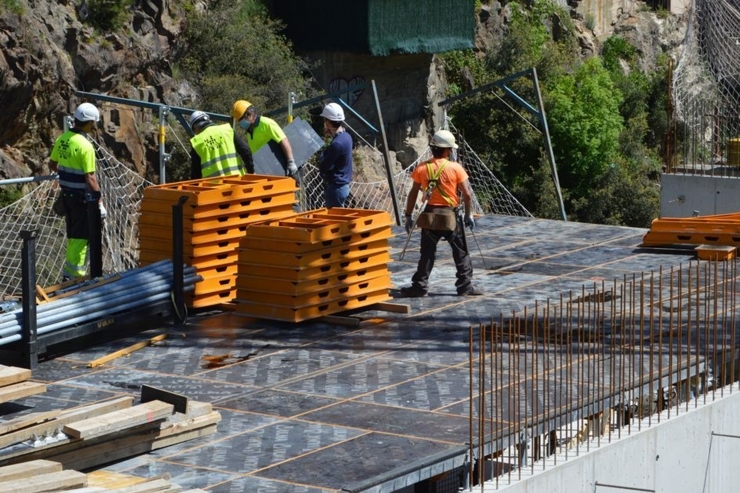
[231,100,297,177]
[189,111,253,179]
[318,103,353,207]
[49,102,102,281]
[399,129,483,297]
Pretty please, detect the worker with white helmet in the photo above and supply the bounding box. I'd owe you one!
[318,102,353,207]
[399,129,482,297]
[188,110,253,179]
[49,102,102,280]
[231,100,297,177]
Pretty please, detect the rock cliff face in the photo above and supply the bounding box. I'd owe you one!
[0,0,686,185]
[0,0,185,181]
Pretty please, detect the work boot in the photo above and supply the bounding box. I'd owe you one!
[399,286,427,298]
[457,285,484,296]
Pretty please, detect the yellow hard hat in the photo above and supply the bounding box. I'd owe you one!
[231,100,252,120]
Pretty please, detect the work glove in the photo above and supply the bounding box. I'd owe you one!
[464,213,475,230]
[99,202,107,220]
[286,159,298,177]
[404,215,414,235]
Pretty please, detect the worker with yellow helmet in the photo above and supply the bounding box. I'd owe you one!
[231,100,297,176]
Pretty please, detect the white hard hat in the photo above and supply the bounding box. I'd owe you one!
[189,111,210,129]
[321,103,345,122]
[74,103,100,122]
[431,129,458,149]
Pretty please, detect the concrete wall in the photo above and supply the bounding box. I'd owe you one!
[473,386,740,492]
[660,174,740,217]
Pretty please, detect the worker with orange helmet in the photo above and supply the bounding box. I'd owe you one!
[49,102,102,281]
[231,100,297,176]
[188,110,253,179]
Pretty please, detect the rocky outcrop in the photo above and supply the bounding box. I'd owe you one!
[0,0,185,180]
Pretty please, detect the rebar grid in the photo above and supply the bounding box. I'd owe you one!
[467,258,739,489]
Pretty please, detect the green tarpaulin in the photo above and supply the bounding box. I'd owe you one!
[268,0,474,55]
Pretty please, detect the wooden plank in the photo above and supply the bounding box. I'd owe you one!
[0,469,87,493]
[86,334,168,368]
[0,396,134,450]
[62,488,109,493]
[86,470,150,489]
[0,411,60,435]
[0,460,61,482]
[370,302,411,314]
[0,382,46,404]
[0,367,31,388]
[108,478,176,493]
[44,413,221,471]
[63,401,174,439]
[35,285,50,304]
[317,315,360,328]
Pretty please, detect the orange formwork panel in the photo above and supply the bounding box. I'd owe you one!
[142,174,298,206]
[239,226,393,254]
[236,275,391,308]
[139,196,297,220]
[191,272,236,296]
[235,263,389,296]
[233,289,392,323]
[138,199,297,231]
[139,236,243,258]
[237,241,389,269]
[238,252,392,282]
[245,208,392,242]
[139,249,239,270]
[695,244,736,261]
[641,230,740,247]
[187,288,238,309]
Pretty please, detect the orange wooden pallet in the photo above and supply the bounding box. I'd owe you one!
[642,214,740,247]
[237,241,390,269]
[139,198,298,230]
[233,289,392,323]
[245,208,392,242]
[142,174,298,205]
[239,226,393,254]
[237,252,392,282]
[236,263,389,296]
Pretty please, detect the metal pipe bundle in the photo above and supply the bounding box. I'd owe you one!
[0,261,200,347]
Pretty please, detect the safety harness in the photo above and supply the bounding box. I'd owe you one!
[425,159,455,207]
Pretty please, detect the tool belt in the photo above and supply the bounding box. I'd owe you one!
[417,206,457,232]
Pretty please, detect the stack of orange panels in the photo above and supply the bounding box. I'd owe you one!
[138,175,298,308]
[234,208,394,322]
[641,213,740,247]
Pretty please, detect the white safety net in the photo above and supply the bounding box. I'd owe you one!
[0,140,151,300]
[672,0,740,174]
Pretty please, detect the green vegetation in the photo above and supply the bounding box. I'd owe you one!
[176,0,311,115]
[165,0,313,180]
[85,0,133,31]
[440,0,664,227]
[0,185,22,208]
[0,0,23,15]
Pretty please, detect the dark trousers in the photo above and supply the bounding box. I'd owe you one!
[411,219,474,294]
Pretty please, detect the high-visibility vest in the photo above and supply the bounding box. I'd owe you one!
[190,124,244,178]
[52,130,96,191]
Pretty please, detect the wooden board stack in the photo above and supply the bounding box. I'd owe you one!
[0,366,220,472]
[0,459,208,492]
